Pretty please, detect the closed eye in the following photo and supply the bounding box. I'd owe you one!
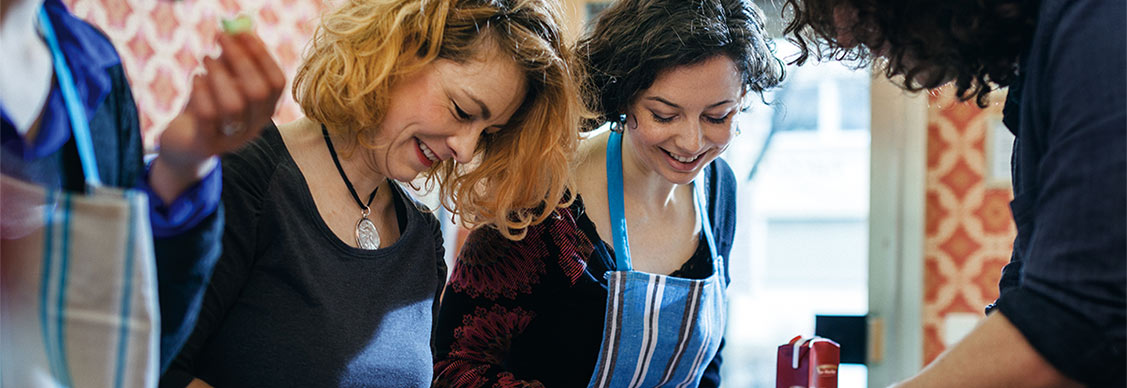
[705,112,733,124]
[453,100,473,121]
[650,111,675,123]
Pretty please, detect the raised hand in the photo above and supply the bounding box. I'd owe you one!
[149,30,286,203]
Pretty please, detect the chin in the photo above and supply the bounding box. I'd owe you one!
[391,169,422,183]
[657,167,702,186]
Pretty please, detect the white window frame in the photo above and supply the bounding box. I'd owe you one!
[866,73,928,387]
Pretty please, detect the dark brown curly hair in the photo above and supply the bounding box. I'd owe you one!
[782,0,1039,106]
[577,0,785,127]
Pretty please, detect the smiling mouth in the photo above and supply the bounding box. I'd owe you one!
[663,148,704,164]
[416,138,440,166]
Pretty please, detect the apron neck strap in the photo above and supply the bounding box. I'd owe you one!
[694,170,718,261]
[605,131,719,273]
[606,131,633,271]
[38,5,102,188]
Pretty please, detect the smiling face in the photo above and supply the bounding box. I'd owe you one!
[373,41,527,182]
[622,55,744,185]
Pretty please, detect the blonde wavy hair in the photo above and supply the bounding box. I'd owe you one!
[293,0,585,239]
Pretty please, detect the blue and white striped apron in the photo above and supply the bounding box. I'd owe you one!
[587,131,726,388]
[0,6,160,387]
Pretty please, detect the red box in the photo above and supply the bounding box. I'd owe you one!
[776,336,840,388]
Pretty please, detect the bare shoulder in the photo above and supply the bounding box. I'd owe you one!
[574,129,609,198]
[275,117,318,151]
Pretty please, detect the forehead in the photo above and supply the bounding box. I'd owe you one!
[640,56,744,105]
[431,43,527,119]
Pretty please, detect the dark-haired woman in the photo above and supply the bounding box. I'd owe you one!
[782,0,1125,387]
[432,0,783,386]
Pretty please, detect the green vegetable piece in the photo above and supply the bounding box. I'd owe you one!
[221,15,253,34]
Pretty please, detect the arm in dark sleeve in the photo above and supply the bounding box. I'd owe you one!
[159,143,271,387]
[153,207,223,374]
[991,143,1025,305]
[432,225,549,387]
[149,165,223,372]
[992,1,1126,386]
[101,63,225,373]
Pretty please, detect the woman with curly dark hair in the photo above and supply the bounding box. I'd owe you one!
[784,1,1125,387]
[432,0,782,386]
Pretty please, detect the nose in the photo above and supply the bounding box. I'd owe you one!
[446,124,485,164]
[677,119,705,153]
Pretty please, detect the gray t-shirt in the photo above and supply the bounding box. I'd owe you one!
[162,124,446,388]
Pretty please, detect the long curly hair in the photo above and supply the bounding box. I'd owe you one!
[782,0,1039,106]
[577,0,785,127]
[293,0,585,240]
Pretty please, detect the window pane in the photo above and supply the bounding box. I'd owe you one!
[721,39,871,388]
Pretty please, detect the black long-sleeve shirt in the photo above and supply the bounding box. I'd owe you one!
[161,125,447,388]
[986,0,1126,386]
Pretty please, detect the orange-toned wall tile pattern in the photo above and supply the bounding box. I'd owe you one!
[63,0,325,149]
[923,86,1016,363]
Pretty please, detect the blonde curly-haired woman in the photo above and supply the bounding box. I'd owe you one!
[161,0,584,386]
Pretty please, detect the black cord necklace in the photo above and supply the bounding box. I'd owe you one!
[322,124,381,249]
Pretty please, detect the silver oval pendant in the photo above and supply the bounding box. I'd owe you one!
[355,217,380,250]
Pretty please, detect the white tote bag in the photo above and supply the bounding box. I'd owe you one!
[0,6,160,387]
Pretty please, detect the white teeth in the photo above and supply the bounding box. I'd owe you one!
[418,139,439,162]
[670,152,699,163]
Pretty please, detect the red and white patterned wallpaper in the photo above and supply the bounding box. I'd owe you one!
[922,86,1016,363]
[63,0,326,150]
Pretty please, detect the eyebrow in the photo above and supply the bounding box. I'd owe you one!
[645,96,736,110]
[466,91,510,129]
[467,93,493,120]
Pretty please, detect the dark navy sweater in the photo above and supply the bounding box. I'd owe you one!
[987,0,1126,386]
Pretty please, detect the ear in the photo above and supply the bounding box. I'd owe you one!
[625,113,638,130]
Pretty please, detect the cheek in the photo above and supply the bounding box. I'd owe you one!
[710,124,736,147]
[629,122,669,150]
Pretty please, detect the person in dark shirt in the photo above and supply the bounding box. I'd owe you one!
[782,0,1125,386]
[432,0,783,386]
[160,0,585,387]
[0,0,284,378]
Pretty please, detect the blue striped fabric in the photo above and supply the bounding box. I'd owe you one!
[56,193,75,387]
[588,131,727,388]
[32,7,139,385]
[113,190,139,388]
[40,189,61,383]
[588,267,726,388]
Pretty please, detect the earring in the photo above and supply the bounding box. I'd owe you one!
[610,113,627,133]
